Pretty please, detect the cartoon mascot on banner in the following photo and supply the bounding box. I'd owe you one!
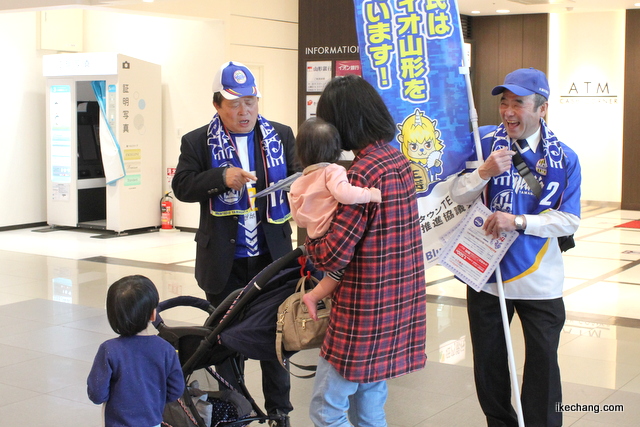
[397,108,446,194]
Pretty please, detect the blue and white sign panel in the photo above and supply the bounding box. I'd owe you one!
[354,0,474,268]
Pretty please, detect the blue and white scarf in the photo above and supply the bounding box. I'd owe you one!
[207,114,291,224]
[488,119,567,215]
[485,119,568,282]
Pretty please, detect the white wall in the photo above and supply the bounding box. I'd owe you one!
[228,15,298,126]
[82,9,298,228]
[0,12,48,227]
[548,11,625,204]
[0,5,298,229]
[82,10,226,228]
[232,0,298,22]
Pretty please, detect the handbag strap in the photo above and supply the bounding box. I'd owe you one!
[275,327,317,378]
[275,275,320,378]
[295,273,318,292]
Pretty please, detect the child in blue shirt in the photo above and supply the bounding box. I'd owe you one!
[87,275,185,427]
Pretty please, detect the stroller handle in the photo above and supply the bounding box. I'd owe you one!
[158,296,213,313]
[153,246,306,331]
[250,245,306,290]
[180,245,307,374]
[153,296,214,329]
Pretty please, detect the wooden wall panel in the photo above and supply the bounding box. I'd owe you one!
[471,16,501,127]
[522,16,549,70]
[469,14,548,126]
[297,0,359,128]
[296,0,360,241]
[622,10,640,210]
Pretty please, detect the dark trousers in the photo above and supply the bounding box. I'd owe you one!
[206,254,293,415]
[467,288,565,427]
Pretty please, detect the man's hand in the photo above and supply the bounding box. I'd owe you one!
[483,211,518,239]
[225,167,257,191]
[478,148,515,180]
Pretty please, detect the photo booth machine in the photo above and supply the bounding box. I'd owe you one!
[43,53,161,233]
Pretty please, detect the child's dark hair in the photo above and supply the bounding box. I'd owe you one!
[295,117,343,168]
[106,275,159,337]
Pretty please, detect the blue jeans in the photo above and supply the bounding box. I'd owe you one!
[309,357,388,427]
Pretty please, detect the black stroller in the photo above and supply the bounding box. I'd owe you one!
[154,246,318,427]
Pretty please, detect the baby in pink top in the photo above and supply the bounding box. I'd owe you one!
[288,118,381,320]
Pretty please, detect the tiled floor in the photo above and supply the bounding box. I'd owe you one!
[0,204,639,426]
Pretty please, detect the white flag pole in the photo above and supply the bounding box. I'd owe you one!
[456,4,525,426]
[494,266,525,427]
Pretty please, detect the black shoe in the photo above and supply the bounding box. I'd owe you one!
[268,411,290,427]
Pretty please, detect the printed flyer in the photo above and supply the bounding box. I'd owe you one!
[439,200,518,291]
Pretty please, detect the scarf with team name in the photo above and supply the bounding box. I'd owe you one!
[207,114,291,224]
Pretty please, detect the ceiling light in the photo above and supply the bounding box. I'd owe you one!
[497,9,510,13]
[471,10,481,14]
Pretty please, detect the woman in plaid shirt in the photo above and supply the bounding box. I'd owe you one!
[306,75,427,426]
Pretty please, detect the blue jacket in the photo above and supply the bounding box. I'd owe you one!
[87,335,184,427]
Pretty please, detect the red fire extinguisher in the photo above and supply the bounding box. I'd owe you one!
[160,191,174,230]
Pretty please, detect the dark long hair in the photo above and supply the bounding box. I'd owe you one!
[106,275,159,337]
[295,117,342,167]
[316,75,396,151]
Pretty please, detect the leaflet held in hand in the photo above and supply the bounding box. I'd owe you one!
[439,199,518,292]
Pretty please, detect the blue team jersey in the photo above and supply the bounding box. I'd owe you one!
[478,123,581,299]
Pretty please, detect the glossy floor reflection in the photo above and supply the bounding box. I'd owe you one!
[0,205,639,426]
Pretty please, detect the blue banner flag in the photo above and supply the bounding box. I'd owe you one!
[354,0,475,268]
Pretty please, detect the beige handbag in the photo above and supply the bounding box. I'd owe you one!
[275,275,332,375]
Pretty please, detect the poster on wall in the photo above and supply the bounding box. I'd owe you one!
[306,61,333,92]
[353,0,473,269]
[306,95,320,119]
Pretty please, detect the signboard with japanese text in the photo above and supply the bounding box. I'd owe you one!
[353,0,474,268]
[335,60,362,77]
[306,61,333,92]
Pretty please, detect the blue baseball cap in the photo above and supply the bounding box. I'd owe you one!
[212,61,261,100]
[491,67,550,98]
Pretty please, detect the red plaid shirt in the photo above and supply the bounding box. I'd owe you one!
[306,141,427,383]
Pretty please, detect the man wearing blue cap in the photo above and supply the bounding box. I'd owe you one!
[172,61,298,427]
[451,68,582,426]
